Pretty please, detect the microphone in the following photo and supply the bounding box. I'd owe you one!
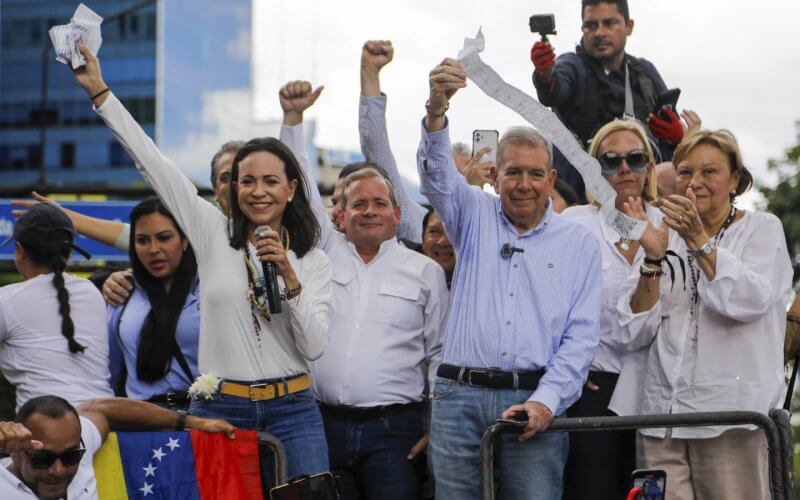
[500,243,525,259]
[255,225,282,314]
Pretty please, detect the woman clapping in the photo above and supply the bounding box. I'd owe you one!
[619,129,791,500]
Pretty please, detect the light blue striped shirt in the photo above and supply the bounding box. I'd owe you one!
[416,120,602,415]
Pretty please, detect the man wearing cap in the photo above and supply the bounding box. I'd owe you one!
[0,204,112,412]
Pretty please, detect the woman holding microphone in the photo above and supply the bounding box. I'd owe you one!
[68,43,332,478]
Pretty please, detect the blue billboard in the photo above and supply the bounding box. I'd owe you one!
[0,200,136,262]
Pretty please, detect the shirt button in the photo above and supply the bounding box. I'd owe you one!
[513,264,518,269]
[502,352,507,356]
[510,293,514,297]
[506,321,511,326]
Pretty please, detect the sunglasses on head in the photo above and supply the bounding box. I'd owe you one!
[24,442,86,469]
[598,149,650,174]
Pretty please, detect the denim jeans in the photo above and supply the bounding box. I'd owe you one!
[323,405,424,500]
[189,385,329,489]
[429,378,568,500]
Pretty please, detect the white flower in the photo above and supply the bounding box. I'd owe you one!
[187,372,221,400]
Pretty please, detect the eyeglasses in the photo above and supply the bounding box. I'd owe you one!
[597,149,649,174]
[24,443,86,469]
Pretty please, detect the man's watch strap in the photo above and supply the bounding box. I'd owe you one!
[425,99,449,118]
[175,410,188,431]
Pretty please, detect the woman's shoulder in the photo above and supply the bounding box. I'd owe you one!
[291,247,331,273]
[561,203,599,221]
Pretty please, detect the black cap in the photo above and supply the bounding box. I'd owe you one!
[1,204,91,260]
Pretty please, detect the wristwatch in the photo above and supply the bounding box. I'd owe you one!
[691,240,716,257]
[175,410,188,431]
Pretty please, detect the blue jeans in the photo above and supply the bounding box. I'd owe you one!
[323,405,424,500]
[189,385,329,488]
[429,378,568,500]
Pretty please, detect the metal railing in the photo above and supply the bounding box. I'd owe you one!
[479,411,791,500]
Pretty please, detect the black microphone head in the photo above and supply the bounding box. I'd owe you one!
[500,243,513,259]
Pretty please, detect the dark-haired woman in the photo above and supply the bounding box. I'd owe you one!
[619,129,791,499]
[107,197,199,410]
[0,204,113,412]
[70,43,331,478]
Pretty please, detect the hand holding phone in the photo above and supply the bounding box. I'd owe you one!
[496,410,529,427]
[654,88,681,120]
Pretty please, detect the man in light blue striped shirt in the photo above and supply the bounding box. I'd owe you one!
[417,58,602,499]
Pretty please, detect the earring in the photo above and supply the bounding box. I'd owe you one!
[288,197,293,203]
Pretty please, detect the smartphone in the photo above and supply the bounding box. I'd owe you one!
[496,411,528,427]
[654,88,681,119]
[270,471,339,500]
[472,129,499,164]
[631,469,666,500]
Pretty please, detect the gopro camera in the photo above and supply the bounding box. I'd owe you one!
[529,14,556,41]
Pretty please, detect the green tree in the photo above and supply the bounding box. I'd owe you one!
[760,120,800,281]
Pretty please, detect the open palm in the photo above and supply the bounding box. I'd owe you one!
[623,196,668,259]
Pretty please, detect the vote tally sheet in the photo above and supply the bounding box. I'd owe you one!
[48,3,103,69]
[457,29,646,240]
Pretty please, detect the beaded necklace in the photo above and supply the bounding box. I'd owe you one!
[687,205,736,348]
[242,227,291,345]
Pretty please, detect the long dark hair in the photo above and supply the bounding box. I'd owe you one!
[128,197,197,382]
[21,240,85,354]
[227,137,320,257]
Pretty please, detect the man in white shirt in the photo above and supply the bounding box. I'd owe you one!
[0,395,234,499]
[278,77,448,500]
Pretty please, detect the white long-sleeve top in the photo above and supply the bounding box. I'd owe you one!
[562,203,663,374]
[280,124,448,407]
[95,93,332,381]
[615,210,791,438]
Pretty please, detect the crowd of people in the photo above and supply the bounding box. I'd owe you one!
[0,1,796,499]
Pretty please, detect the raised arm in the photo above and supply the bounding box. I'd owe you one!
[70,43,220,254]
[359,40,427,243]
[530,49,580,108]
[277,81,334,250]
[416,59,480,247]
[12,192,129,250]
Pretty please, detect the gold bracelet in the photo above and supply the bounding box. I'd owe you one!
[283,282,302,300]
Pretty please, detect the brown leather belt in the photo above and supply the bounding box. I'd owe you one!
[219,374,312,401]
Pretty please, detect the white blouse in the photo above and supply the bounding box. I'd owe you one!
[615,210,792,438]
[563,203,663,374]
[95,93,332,381]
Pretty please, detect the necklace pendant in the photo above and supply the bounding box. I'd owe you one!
[619,240,630,251]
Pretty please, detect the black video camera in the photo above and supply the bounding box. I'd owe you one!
[529,14,556,41]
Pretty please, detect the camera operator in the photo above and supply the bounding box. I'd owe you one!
[531,0,679,201]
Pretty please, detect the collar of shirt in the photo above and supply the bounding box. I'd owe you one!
[345,236,399,265]
[0,466,30,495]
[497,198,554,239]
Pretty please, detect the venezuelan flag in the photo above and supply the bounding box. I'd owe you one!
[94,430,263,499]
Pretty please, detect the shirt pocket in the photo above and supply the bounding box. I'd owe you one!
[378,282,423,330]
[331,266,356,289]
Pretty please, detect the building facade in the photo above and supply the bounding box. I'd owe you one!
[0,0,156,188]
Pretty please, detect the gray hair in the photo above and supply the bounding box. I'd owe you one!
[210,140,246,187]
[452,142,471,156]
[497,127,553,169]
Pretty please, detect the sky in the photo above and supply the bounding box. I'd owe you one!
[241,0,800,207]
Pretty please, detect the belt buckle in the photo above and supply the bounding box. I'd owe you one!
[248,383,269,401]
[467,369,487,387]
